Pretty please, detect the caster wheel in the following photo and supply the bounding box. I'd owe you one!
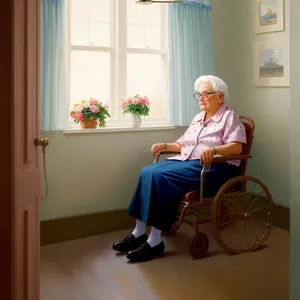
[189,232,209,259]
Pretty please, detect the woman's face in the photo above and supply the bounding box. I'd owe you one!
[197,83,224,113]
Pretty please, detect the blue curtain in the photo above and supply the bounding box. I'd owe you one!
[168,0,214,126]
[41,0,69,130]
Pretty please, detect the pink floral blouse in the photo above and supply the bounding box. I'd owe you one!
[168,104,247,166]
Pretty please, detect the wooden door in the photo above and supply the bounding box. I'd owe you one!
[0,0,41,299]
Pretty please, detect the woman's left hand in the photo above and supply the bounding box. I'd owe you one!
[200,148,214,166]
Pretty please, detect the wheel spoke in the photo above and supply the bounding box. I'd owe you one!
[250,218,269,227]
[243,182,257,209]
[220,220,237,232]
[221,213,241,218]
[219,219,238,227]
[241,221,247,244]
[222,198,244,215]
[246,190,265,213]
[248,204,270,214]
[251,227,260,241]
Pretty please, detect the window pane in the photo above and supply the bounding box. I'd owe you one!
[127,54,166,118]
[127,0,163,49]
[71,0,111,47]
[70,51,111,109]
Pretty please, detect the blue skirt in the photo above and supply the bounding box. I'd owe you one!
[127,159,241,232]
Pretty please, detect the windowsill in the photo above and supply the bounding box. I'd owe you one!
[62,124,175,135]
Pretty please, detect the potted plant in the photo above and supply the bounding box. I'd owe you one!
[121,94,151,127]
[70,98,111,128]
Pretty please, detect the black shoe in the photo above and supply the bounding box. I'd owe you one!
[126,241,165,262]
[112,233,148,253]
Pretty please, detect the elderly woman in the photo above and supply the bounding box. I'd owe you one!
[113,75,247,262]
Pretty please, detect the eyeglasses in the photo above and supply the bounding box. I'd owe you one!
[193,92,219,101]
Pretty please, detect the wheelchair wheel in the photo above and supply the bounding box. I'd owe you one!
[211,175,274,254]
[189,232,209,259]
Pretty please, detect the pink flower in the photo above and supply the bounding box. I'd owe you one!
[75,104,85,112]
[70,112,76,118]
[90,99,98,105]
[90,105,99,113]
[139,96,150,105]
[144,96,151,106]
[104,104,109,109]
[74,112,84,121]
[121,99,130,108]
[120,95,150,109]
[132,98,139,104]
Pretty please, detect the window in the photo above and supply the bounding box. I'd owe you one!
[68,0,168,127]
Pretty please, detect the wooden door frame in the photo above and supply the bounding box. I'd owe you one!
[0,0,13,298]
[0,1,41,299]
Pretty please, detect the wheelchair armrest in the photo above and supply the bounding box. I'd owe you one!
[209,154,252,165]
[158,151,181,155]
[154,151,252,165]
[153,151,180,163]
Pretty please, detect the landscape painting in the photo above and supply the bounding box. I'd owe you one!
[254,0,285,34]
[259,49,284,78]
[259,0,278,26]
[253,41,290,87]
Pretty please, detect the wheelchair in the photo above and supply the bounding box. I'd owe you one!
[154,116,274,259]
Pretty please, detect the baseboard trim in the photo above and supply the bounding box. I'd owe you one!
[40,209,135,246]
[274,204,289,231]
[41,204,289,246]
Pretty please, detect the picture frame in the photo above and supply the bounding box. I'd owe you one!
[254,0,285,34]
[252,41,290,87]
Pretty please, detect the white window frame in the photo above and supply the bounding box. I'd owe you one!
[67,0,169,128]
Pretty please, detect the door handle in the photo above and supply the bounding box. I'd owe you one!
[35,138,49,200]
[35,138,49,152]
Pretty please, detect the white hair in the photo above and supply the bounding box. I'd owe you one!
[194,75,229,103]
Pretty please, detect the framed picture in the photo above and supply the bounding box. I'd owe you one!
[252,41,290,87]
[254,0,285,34]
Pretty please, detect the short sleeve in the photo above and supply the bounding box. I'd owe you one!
[175,134,184,145]
[175,126,190,145]
[222,112,247,144]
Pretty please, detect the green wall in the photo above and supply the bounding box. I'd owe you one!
[41,0,291,222]
[290,0,299,297]
[212,0,290,207]
[40,128,186,220]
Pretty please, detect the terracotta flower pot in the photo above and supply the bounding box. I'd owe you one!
[79,119,98,129]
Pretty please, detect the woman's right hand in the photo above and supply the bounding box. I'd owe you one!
[151,143,165,156]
